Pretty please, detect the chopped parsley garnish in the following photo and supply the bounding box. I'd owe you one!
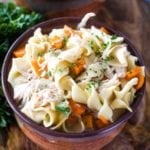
[68,64,77,78]
[55,101,70,116]
[43,71,51,77]
[95,50,102,56]
[63,36,68,44]
[100,100,104,105]
[58,69,63,73]
[95,35,100,40]
[50,51,59,57]
[86,82,94,89]
[102,68,107,73]
[104,56,114,62]
[49,48,56,52]
[47,71,52,77]
[38,51,44,57]
[86,81,101,90]
[62,36,68,49]
[40,70,51,78]
[88,40,95,50]
[111,34,118,40]
[93,70,97,73]
[89,67,97,73]
[102,42,109,49]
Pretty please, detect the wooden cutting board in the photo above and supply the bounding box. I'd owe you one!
[0,0,150,149]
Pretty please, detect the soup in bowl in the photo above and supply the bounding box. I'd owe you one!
[1,13,145,150]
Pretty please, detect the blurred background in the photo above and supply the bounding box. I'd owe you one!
[0,0,150,150]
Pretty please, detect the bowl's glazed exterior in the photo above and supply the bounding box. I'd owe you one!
[1,17,146,150]
[16,115,126,150]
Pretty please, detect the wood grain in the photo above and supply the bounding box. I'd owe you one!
[1,0,150,149]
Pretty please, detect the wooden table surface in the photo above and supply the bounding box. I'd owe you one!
[0,0,150,150]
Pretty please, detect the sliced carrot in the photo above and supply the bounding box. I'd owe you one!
[125,66,145,90]
[100,27,110,35]
[69,100,85,116]
[38,57,45,64]
[53,41,63,49]
[71,58,85,76]
[64,25,72,37]
[135,74,145,90]
[78,59,85,65]
[31,60,41,76]
[95,119,105,129]
[50,35,63,49]
[13,47,25,57]
[82,115,94,129]
[99,115,110,125]
[72,66,80,76]
[126,67,142,80]
[31,58,48,78]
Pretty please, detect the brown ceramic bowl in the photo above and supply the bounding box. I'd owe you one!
[1,17,146,150]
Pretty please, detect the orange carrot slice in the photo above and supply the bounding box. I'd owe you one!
[50,35,63,49]
[31,60,41,76]
[126,66,145,90]
[126,67,142,80]
[13,47,25,57]
[100,27,110,34]
[82,115,94,129]
[99,115,110,125]
[71,59,85,76]
[135,74,145,90]
[69,100,85,116]
[31,58,48,78]
[95,119,104,129]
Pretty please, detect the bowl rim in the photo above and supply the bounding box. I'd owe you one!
[1,17,146,138]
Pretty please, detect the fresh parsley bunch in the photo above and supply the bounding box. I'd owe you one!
[0,2,42,55]
[0,2,43,128]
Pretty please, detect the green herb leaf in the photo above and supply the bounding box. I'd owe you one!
[63,36,68,44]
[0,2,43,128]
[55,101,70,116]
[47,71,51,77]
[61,36,68,49]
[49,50,59,57]
[86,82,94,90]
[95,35,100,40]
[102,42,109,49]
[95,50,102,56]
[38,51,44,57]
[111,34,117,40]
[104,56,114,62]
[41,71,51,77]
[0,2,42,58]
[86,81,101,90]
[0,87,14,128]
[88,40,94,50]
[100,100,104,105]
